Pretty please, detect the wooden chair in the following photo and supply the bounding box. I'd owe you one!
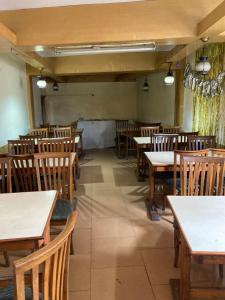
[34,152,76,253]
[11,155,37,192]
[140,126,160,137]
[0,157,12,267]
[152,134,178,151]
[0,211,77,300]
[178,132,199,150]
[188,135,216,150]
[125,125,140,158]
[30,128,48,138]
[173,155,225,268]
[54,127,72,138]
[38,138,75,153]
[162,126,180,133]
[19,135,36,141]
[8,140,35,155]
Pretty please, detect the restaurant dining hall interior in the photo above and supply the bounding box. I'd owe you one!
[0,1,225,299]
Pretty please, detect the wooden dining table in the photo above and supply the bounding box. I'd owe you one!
[0,190,57,252]
[144,151,178,220]
[168,195,225,300]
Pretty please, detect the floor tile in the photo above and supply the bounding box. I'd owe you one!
[91,266,154,300]
[141,248,179,284]
[152,284,173,300]
[69,290,90,300]
[73,229,91,254]
[92,236,143,268]
[69,254,91,291]
[92,217,134,239]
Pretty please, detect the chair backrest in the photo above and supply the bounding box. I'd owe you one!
[38,138,75,153]
[54,127,72,138]
[178,132,199,150]
[0,157,12,193]
[126,125,140,150]
[188,135,216,150]
[19,135,36,141]
[152,134,178,151]
[34,152,73,201]
[8,140,35,155]
[14,211,78,300]
[209,148,225,158]
[115,120,128,131]
[173,149,209,195]
[135,121,161,127]
[180,155,225,196]
[30,128,48,138]
[11,155,37,192]
[140,126,160,137]
[162,126,180,133]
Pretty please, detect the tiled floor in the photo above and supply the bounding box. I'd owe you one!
[70,149,176,299]
[1,149,224,299]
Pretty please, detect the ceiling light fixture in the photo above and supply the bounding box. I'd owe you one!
[195,37,211,75]
[53,81,59,91]
[164,62,175,86]
[143,77,149,92]
[55,42,156,56]
[36,68,47,89]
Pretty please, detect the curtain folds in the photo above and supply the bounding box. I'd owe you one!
[192,43,225,145]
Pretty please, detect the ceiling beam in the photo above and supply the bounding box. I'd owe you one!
[0,22,16,45]
[165,1,225,63]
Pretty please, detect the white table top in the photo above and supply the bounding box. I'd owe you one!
[37,136,80,144]
[168,196,225,254]
[0,191,57,242]
[134,137,151,144]
[145,151,175,166]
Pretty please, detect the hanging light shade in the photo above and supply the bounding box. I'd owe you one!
[164,63,174,86]
[143,77,149,92]
[195,55,211,75]
[37,77,47,88]
[53,81,59,91]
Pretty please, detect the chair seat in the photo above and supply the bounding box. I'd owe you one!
[51,198,77,222]
[164,177,181,194]
[0,284,42,300]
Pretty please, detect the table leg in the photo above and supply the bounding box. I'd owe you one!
[79,133,84,157]
[147,165,160,221]
[180,234,191,300]
[136,144,140,176]
[43,223,51,246]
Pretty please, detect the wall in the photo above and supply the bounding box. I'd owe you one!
[40,82,137,124]
[32,77,43,127]
[0,54,30,148]
[137,72,175,125]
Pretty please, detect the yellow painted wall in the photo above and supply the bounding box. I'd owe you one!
[0,54,30,148]
[33,82,137,125]
[137,72,176,125]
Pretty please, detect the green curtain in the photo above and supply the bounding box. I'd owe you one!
[192,43,225,145]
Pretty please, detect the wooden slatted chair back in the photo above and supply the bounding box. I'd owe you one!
[188,135,216,150]
[34,152,73,201]
[0,157,12,193]
[19,135,36,141]
[152,134,178,152]
[162,126,180,133]
[38,138,75,153]
[178,132,199,150]
[140,126,160,137]
[11,155,37,192]
[8,140,35,155]
[115,120,128,131]
[30,128,48,138]
[173,149,209,195]
[209,148,225,158]
[54,127,72,138]
[180,155,225,196]
[14,211,77,300]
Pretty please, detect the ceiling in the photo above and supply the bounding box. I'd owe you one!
[0,0,147,10]
[0,0,224,78]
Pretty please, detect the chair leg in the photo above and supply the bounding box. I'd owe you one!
[219,264,223,278]
[70,231,74,255]
[2,251,10,267]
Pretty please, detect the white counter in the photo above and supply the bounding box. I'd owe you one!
[78,120,116,149]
